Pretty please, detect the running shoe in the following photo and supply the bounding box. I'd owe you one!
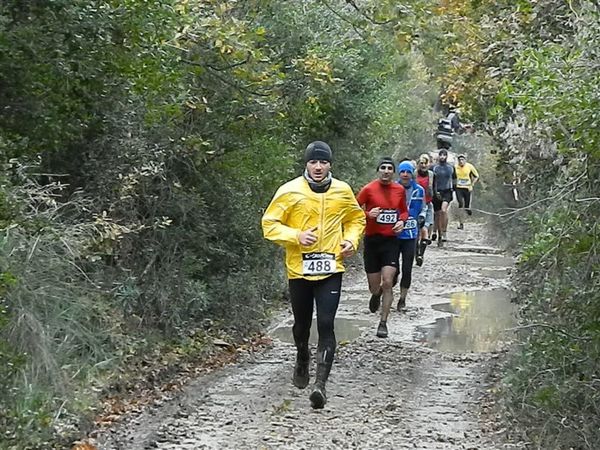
[309,384,327,409]
[369,292,381,313]
[292,358,309,389]
[376,321,388,338]
[397,295,406,311]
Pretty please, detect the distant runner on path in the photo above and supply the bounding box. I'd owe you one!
[432,149,456,247]
[415,154,435,266]
[454,154,479,230]
[261,141,365,409]
[356,157,408,338]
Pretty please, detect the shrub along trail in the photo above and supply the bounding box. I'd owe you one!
[96,223,524,449]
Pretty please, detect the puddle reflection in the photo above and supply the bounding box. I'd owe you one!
[271,318,370,345]
[415,289,517,353]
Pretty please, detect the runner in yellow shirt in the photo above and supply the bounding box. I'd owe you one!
[454,154,479,230]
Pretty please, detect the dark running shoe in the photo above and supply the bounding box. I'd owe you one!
[397,297,406,311]
[431,232,437,241]
[458,223,464,230]
[292,358,309,389]
[416,255,424,266]
[369,292,382,313]
[376,321,388,338]
[309,384,327,409]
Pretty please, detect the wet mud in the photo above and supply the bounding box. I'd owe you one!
[415,289,517,353]
[96,223,524,450]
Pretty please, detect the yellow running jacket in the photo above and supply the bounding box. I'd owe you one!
[262,176,366,280]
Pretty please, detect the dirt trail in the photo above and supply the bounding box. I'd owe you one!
[97,223,523,450]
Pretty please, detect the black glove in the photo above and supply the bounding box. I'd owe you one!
[417,216,425,228]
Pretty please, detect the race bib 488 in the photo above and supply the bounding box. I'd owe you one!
[302,252,336,276]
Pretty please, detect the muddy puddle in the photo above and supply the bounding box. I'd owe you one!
[270,318,371,345]
[477,267,510,279]
[436,253,513,267]
[414,289,517,353]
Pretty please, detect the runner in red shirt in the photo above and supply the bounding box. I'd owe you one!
[356,157,409,338]
[414,154,435,266]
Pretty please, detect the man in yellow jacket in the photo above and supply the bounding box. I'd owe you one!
[262,141,365,409]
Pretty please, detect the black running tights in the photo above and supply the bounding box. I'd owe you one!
[288,273,342,365]
[398,238,417,289]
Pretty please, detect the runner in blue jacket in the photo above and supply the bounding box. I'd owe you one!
[395,161,427,310]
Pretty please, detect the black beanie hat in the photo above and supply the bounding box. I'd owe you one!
[377,157,396,172]
[304,141,332,163]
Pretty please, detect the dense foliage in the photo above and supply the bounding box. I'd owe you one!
[0,1,440,447]
[428,1,600,448]
[3,0,596,448]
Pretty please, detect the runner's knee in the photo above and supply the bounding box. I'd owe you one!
[380,276,395,290]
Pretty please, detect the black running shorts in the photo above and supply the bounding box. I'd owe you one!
[363,235,401,274]
[432,189,453,211]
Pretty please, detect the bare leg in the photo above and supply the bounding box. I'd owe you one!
[441,201,450,237]
[367,272,382,313]
[379,266,397,324]
[419,226,428,241]
[366,272,382,295]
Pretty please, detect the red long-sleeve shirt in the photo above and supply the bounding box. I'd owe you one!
[356,180,409,237]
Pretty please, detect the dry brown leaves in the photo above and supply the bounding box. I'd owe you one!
[72,442,98,450]
[93,332,273,428]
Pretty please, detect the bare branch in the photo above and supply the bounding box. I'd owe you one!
[319,0,369,40]
[207,54,250,72]
[182,57,249,72]
[344,0,394,25]
[484,172,587,219]
[575,197,600,202]
[181,57,274,97]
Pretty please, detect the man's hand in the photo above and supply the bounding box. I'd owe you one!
[298,226,318,246]
[392,220,404,234]
[367,207,381,219]
[340,240,355,258]
[417,216,425,228]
